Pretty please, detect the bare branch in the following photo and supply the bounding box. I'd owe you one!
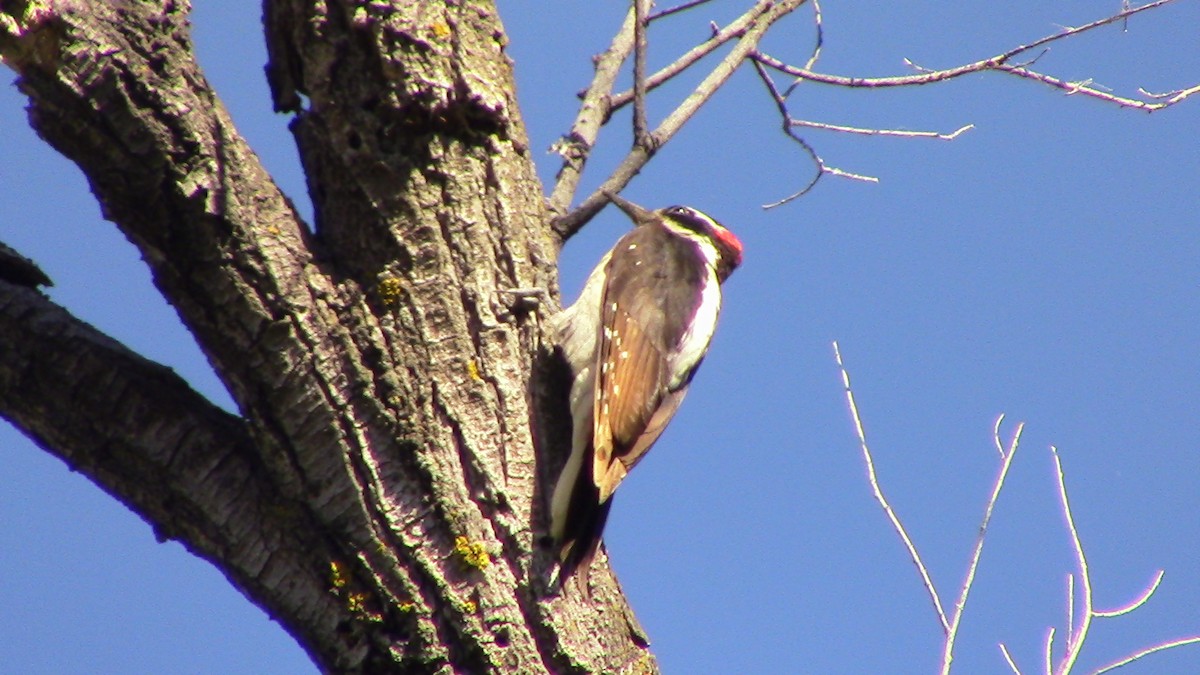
[608,5,772,114]
[803,0,824,72]
[1045,627,1057,675]
[633,0,650,145]
[1045,447,1200,674]
[995,63,1200,111]
[1052,446,1093,673]
[548,6,638,217]
[553,0,764,221]
[1091,636,1200,674]
[831,366,1198,673]
[553,0,807,242]
[1094,570,1164,617]
[647,0,715,22]
[752,58,880,207]
[791,118,974,140]
[745,0,1191,210]
[757,0,1195,112]
[833,341,951,634]
[999,643,1023,675]
[941,417,1024,674]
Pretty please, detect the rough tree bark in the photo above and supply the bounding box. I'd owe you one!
[0,1,652,672]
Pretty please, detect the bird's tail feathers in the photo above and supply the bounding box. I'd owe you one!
[554,478,613,594]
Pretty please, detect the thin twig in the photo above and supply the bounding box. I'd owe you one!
[1067,573,1076,644]
[996,63,1199,111]
[547,6,638,218]
[1045,627,1057,675]
[633,0,650,145]
[1139,84,1200,101]
[778,0,825,99]
[647,0,713,22]
[608,4,772,118]
[833,341,951,634]
[1090,636,1200,674]
[754,0,1194,112]
[1094,570,1164,617]
[791,118,974,140]
[999,643,1022,675]
[751,58,879,207]
[1052,446,1092,674]
[553,0,806,242]
[992,415,1007,459]
[802,0,824,72]
[1039,447,1199,674]
[940,417,1024,674]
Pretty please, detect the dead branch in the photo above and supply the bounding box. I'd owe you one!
[835,344,1198,673]
[757,0,1195,108]
[751,59,879,207]
[606,4,773,115]
[547,6,639,219]
[648,0,715,22]
[748,0,1195,207]
[633,0,651,144]
[999,448,1200,674]
[941,417,1023,674]
[833,341,950,634]
[552,0,807,242]
[549,1,778,226]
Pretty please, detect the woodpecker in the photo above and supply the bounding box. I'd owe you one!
[550,192,743,588]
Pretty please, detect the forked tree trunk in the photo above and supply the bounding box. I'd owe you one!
[0,1,654,672]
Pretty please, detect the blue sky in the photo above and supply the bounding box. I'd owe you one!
[2,1,1198,673]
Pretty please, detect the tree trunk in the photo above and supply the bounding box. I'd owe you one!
[0,1,653,672]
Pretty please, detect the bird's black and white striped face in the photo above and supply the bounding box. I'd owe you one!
[658,205,743,283]
[549,193,743,589]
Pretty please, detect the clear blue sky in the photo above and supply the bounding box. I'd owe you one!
[2,2,1198,673]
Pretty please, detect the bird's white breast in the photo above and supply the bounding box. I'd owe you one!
[669,267,721,390]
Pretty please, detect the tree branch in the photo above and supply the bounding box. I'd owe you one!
[632,0,650,145]
[552,0,807,242]
[755,0,1195,110]
[547,6,639,218]
[746,0,1194,205]
[605,3,773,116]
[0,278,341,666]
[750,58,879,207]
[833,341,950,633]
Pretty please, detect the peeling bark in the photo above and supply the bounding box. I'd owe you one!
[0,1,655,672]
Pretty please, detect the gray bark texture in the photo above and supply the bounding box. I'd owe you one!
[0,1,655,672]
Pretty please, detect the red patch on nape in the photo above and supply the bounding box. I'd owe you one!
[715,227,744,268]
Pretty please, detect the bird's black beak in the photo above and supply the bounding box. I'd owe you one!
[603,190,655,225]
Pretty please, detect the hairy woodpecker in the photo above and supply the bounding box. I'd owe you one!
[550,193,743,588]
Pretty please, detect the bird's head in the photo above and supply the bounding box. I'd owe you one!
[605,192,743,282]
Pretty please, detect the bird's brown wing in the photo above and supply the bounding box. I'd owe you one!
[592,302,672,502]
[592,225,697,502]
